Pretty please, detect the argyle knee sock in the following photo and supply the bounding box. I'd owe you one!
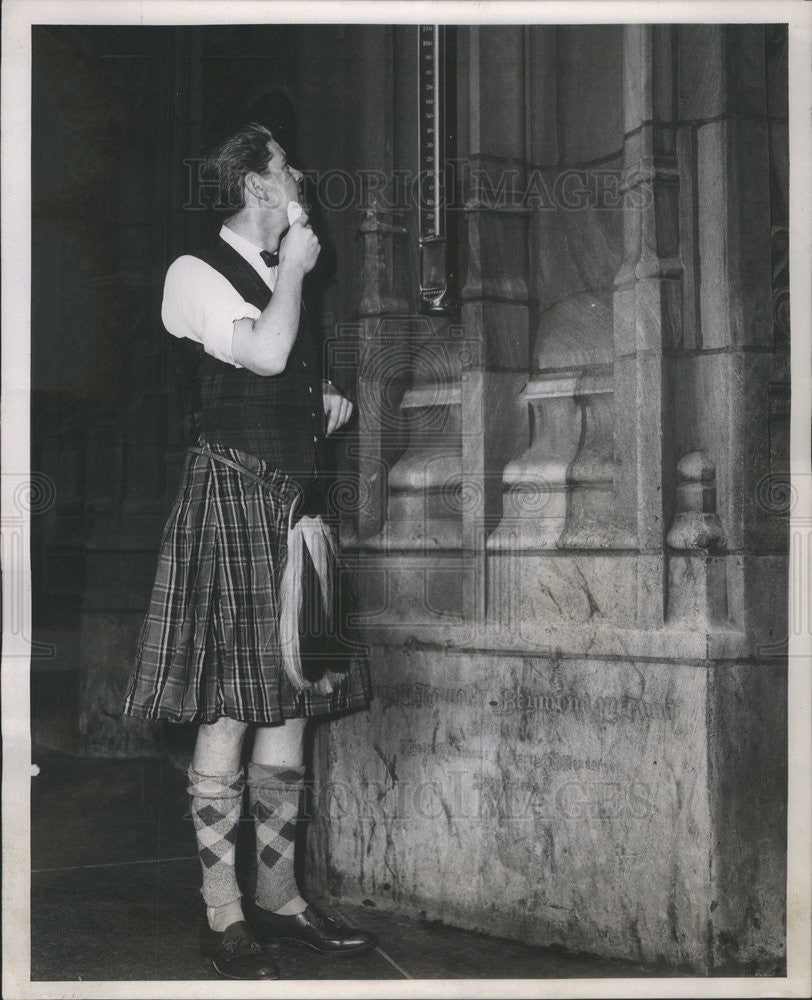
[247,762,307,914]
[187,765,245,931]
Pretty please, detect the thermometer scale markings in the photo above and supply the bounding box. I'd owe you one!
[418,24,453,313]
[419,25,443,240]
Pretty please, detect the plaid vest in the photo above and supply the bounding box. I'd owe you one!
[175,237,325,497]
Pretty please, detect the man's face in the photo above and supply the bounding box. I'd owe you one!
[257,137,305,215]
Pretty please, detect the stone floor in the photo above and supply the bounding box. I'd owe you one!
[30,750,671,983]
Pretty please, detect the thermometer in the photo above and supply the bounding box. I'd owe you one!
[418,25,455,314]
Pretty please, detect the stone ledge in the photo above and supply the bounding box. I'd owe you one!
[354,619,752,661]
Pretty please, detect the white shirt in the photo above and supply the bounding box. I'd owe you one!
[160,225,278,369]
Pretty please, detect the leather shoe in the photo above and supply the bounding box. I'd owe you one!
[247,902,377,956]
[200,919,280,979]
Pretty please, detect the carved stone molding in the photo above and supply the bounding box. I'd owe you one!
[666,452,728,628]
[489,370,616,551]
[666,452,725,551]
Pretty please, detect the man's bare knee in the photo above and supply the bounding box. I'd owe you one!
[193,717,250,773]
[251,717,308,768]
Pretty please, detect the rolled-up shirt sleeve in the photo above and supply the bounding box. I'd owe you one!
[161,255,261,368]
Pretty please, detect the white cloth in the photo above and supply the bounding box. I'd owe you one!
[160,225,278,369]
[279,507,339,694]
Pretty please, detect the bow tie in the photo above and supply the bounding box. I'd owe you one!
[259,250,279,267]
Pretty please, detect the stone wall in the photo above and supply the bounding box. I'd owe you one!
[308,646,785,971]
[307,23,789,974]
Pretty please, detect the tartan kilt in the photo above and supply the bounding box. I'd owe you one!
[122,440,372,724]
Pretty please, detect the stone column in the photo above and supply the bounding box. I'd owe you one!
[459,26,532,619]
[682,25,778,641]
[352,27,411,541]
[675,26,788,967]
[613,24,682,627]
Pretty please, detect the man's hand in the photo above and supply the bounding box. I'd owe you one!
[323,382,353,436]
[232,221,318,377]
[278,222,320,275]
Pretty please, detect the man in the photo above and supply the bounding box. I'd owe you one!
[122,123,375,979]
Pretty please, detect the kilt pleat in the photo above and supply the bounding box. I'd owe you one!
[122,440,372,724]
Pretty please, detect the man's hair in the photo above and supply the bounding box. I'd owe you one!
[203,122,275,212]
